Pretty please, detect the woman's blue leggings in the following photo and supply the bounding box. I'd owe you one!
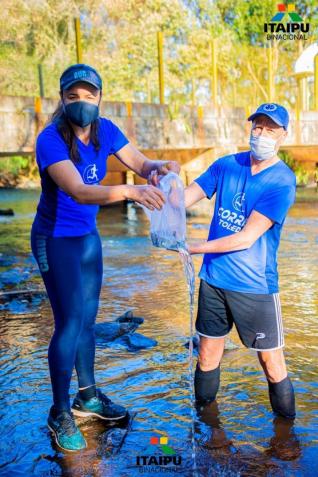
[31,226,103,412]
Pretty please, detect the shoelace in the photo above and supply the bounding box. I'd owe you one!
[56,411,78,436]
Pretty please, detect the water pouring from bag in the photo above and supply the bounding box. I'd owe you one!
[142,172,198,474]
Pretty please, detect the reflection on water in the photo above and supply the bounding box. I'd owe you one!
[0,188,317,476]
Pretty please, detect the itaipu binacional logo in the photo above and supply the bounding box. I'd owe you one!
[264,4,310,41]
[135,435,182,470]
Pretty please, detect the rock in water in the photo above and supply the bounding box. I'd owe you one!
[116,332,158,351]
[95,310,157,351]
[0,208,14,216]
[96,411,136,457]
[97,428,128,457]
[94,310,143,341]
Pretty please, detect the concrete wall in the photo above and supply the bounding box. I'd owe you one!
[2,95,318,154]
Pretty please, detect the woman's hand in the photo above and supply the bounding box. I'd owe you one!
[148,161,181,186]
[126,184,165,211]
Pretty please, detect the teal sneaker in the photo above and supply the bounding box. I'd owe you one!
[47,406,87,452]
[71,388,128,421]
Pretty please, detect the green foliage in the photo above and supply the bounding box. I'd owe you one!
[278,150,309,186]
[0,0,317,109]
[0,156,30,176]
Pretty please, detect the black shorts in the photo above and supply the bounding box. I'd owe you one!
[196,279,284,351]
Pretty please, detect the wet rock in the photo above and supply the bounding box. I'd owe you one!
[0,208,14,216]
[96,411,136,457]
[95,310,143,341]
[95,310,157,351]
[115,332,158,351]
[0,267,30,286]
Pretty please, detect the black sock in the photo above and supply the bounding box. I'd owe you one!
[194,363,220,404]
[268,376,296,419]
[79,384,96,401]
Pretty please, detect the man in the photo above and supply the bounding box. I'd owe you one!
[184,103,296,419]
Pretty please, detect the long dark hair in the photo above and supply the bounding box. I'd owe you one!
[49,101,100,164]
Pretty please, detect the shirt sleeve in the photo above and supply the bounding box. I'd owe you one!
[253,184,296,225]
[108,121,129,154]
[193,158,222,199]
[36,127,70,172]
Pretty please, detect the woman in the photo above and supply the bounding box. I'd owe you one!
[30,63,180,452]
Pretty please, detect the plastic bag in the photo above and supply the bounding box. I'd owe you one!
[143,172,187,251]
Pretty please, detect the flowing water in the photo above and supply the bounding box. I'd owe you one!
[0,187,317,477]
[178,248,197,476]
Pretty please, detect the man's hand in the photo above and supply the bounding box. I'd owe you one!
[187,242,205,254]
[126,184,166,211]
[148,161,180,186]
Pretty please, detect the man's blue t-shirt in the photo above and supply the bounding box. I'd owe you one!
[194,151,296,294]
[33,117,129,237]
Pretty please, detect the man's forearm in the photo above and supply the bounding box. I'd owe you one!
[190,231,252,254]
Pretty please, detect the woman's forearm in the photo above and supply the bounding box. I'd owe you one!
[73,183,165,211]
[74,183,132,205]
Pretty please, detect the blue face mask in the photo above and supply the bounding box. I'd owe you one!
[249,133,279,161]
[63,100,99,127]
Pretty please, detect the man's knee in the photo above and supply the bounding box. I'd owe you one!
[258,349,287,383]
[198,353,220,371]
[198,337,224,371]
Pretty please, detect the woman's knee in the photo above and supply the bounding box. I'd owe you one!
[53,318,85,343]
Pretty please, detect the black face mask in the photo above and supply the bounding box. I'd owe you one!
[63,100,99,127]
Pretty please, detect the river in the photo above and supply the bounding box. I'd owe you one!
[0,188,317,476]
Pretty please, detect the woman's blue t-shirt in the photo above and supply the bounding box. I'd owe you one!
[194,151,296,294]
[33,117,129,237]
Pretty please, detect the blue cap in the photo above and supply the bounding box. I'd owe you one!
[60,64,102,91]
[248,103,289,129]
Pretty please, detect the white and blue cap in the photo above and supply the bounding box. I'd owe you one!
[248,103,289,130]
[60,63,102,91]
